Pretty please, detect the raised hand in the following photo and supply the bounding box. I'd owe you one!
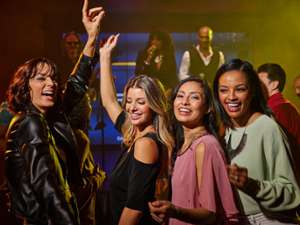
[99,34,120,57]
[82,0,105,39]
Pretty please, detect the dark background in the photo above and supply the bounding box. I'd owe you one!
[1,0,300,107]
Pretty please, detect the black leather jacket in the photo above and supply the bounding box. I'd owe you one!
[5,54,94,225]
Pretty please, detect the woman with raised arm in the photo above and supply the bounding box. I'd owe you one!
[100,34,174,225]
[148,77,239,225]
[213,58,300,224]
[4,1,104,225]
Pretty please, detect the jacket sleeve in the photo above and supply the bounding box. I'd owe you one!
[5,114,79,225]
[63,54,95,115]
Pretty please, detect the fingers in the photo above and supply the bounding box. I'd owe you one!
[88,7,103,17]
[150,212,164,224]
[106,35,116,46]
[227,163,248,188]
[148,201,161,212]
[111,33,120,46]
[96,10,105,23]
[148,202,166,224]
[103,34,120,48]
[82,0,105,22]
[82,0,88,16]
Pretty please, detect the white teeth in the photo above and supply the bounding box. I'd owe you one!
[179,107,190,112]
[42,90,55,96]
[228,103,239,107]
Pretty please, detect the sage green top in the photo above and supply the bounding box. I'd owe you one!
[225,114,300,216]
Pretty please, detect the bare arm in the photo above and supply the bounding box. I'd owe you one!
[119,137,159,225]
[118,207,143,225]
[149,143,216,224]
[99,34,123,123]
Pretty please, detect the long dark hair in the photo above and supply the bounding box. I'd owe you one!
[146,30,175,53]
[7,57,62,114]
[213,58,272,128]
[171,76,219,151]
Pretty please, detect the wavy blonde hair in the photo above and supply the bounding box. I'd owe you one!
[121,75,174,152]
[121,75,174,195]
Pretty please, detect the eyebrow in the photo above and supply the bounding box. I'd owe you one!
[178,90,202,95]
[219,84,247,88]
[35,73,50,76]
[126,97,146,100]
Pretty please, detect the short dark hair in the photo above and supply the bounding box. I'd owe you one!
[213,58,272,128]
[257,63,286,92]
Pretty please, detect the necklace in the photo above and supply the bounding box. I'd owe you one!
[226,127,247,160]
[226,112,263,160]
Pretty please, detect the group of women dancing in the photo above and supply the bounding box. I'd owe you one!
[2,1,300,225]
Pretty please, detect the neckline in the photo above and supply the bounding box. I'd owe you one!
[177,129,208,156]
[232,112,263,130]
[226,114,266,160]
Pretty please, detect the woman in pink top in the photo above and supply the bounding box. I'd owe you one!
[149,77,239,224]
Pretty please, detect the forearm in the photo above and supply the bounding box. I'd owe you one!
[243,177,300,212]
[100,53,122,122]
[83,36,97,57]
[118,207,142,225]
[100,53,117,104]
[171,205,216,225]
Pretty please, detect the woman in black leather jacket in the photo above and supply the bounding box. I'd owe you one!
[4,1,104,224]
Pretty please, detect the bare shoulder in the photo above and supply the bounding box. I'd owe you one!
[194,135,225,159]
[195,142,205,154]
[133,136,159,164]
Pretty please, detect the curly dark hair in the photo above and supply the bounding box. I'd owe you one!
[7,57,61,114]
[213,58,272,128]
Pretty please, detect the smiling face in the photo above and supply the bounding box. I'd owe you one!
[173,81,207,128]
[125,87,154,129]
[218,70,253,127]
[29,63,58,113]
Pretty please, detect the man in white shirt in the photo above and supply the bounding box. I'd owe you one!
[178,26,224,85]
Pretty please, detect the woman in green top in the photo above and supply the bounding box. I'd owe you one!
[213,58,300,225]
